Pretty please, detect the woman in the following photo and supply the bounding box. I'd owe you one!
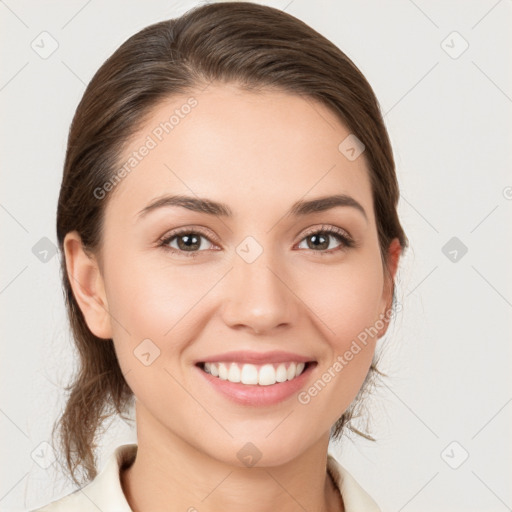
[33,2,408,510]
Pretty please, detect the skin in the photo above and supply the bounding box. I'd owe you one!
[64,83,401,512]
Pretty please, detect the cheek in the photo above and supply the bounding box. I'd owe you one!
[103,255,220,361]
[105,253,197,330]
[300,253,385,351]
[102,258,207,410]
[295,254,385,414]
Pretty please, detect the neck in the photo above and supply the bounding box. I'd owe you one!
[120,405,344,512]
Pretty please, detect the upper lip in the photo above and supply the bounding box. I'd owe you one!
[196,350,315,365]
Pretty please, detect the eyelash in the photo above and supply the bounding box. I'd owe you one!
[158,225,355,259]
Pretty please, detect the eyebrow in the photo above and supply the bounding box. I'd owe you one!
[136,193,368,222]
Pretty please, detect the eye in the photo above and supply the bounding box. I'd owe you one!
[158,224,355,258]
[159,227,217,258]
[296,225,355,255]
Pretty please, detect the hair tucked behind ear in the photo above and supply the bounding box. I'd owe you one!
[54,0,408,486]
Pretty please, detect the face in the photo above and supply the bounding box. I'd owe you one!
[67,83,400,467]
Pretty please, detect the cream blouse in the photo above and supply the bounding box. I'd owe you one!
[32,443,381,511]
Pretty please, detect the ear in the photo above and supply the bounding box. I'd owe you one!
[63,231,112,339]
[377,237,402,338]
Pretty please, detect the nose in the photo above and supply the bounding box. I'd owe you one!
[220,246,298,335]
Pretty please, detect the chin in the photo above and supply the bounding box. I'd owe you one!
[202,427,320,469]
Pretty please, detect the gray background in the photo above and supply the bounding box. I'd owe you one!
[1,0,511,511]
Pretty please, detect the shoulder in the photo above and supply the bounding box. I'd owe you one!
[30,443,138,512]
[327,453,382,512]
[30,487,95,512]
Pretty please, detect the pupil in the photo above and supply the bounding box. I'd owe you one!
[180,234,199,250]
[310,234,328,250]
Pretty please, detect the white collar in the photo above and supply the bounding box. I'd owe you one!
[35,443,381,511]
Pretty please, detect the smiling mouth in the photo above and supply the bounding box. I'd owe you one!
[197,361,316,386]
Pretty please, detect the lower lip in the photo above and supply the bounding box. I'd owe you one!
[196,363,316,406]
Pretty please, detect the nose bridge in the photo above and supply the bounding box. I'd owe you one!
[221,235,295,333]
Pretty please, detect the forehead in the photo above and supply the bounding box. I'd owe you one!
[104,83,374,223]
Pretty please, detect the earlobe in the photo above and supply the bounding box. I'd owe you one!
[63,231,112,340]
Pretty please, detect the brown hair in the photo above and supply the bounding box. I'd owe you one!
[53,1,408,486]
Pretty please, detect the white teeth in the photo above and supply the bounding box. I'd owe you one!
[241,364,258,385]
[202,361,308,385]
[228,363,241,383]
[287,362,297,380]
[258,364,275,386]
[275,364,288,383]
[218,362,228,380]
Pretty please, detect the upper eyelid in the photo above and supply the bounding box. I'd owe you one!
[301,224,351,238]
[159,225,219,245]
